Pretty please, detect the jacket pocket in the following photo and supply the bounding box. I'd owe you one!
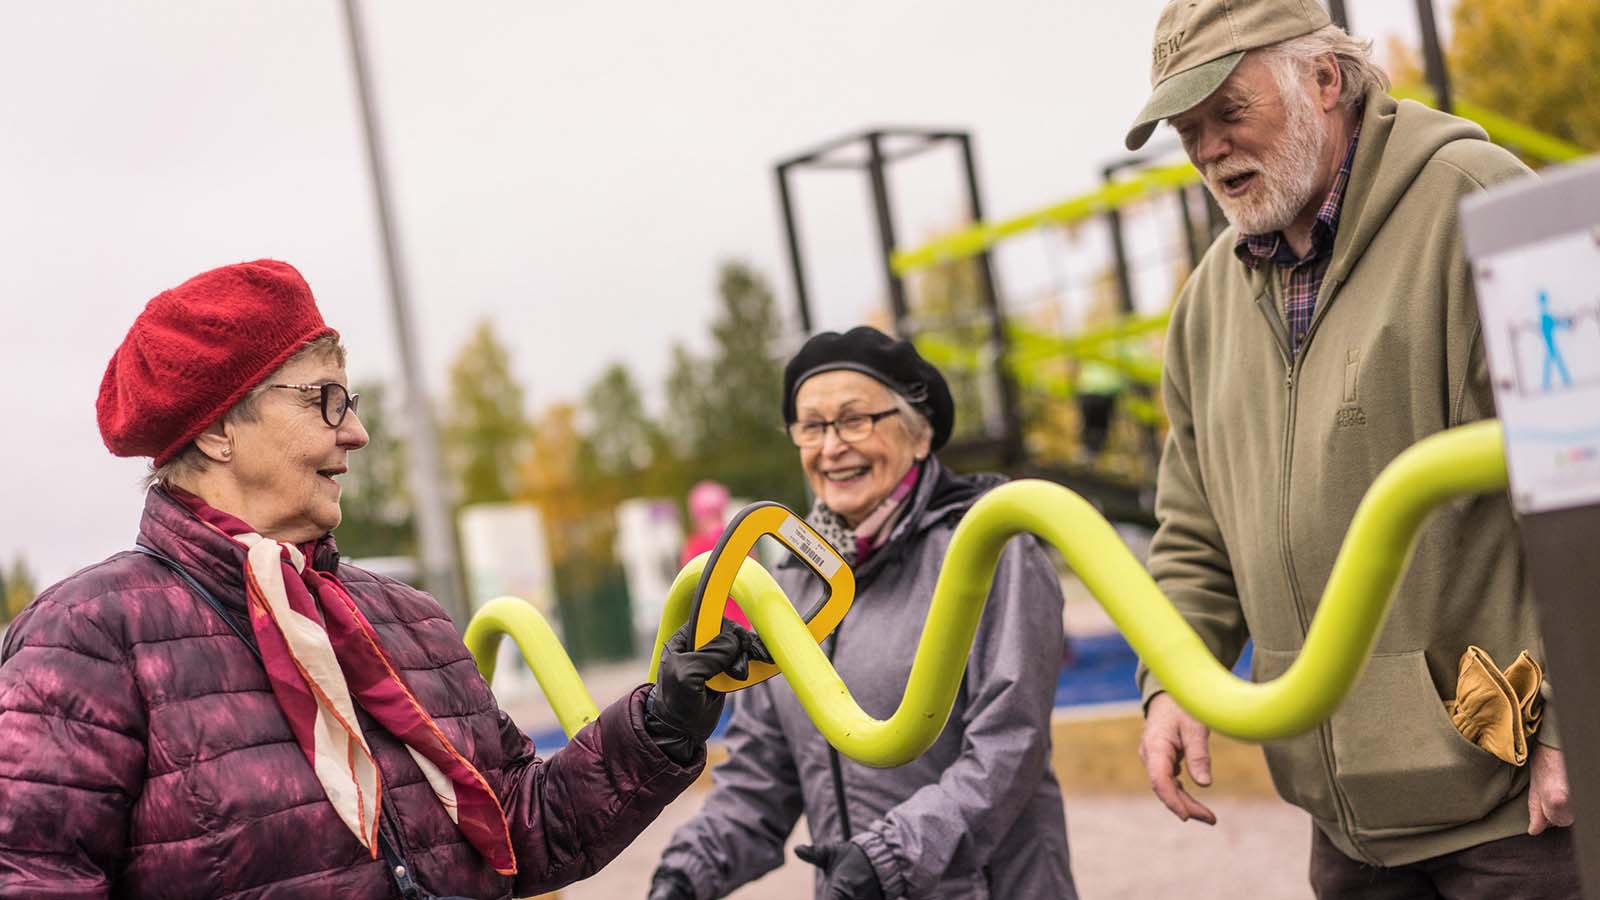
[1329,650,1516,831]
[1253,647,1340,823]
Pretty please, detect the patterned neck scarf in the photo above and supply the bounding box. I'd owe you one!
[807,462,922,566]
[170,489,516,875]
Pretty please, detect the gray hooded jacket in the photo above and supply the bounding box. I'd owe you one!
[658,458,1076,899]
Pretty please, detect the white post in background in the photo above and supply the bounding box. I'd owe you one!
[615,498,686,655]
[459,502,557,697]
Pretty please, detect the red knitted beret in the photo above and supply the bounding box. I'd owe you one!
[97,259,338,465]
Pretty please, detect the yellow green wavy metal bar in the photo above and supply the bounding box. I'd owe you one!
[465,420,1508,767]
[890,160,1199,275]
[464,596,602,737]
[1390,86,1590,165]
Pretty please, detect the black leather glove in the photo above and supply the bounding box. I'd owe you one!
[645,619,772,764]
[646,866,696,900]
[795,841,886,900]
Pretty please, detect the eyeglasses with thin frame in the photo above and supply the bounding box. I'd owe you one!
[268,383,360,428]
[788,408,899,448]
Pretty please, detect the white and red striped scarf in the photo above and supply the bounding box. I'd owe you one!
[174,489,516,875]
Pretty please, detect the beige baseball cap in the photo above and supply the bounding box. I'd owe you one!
[1125,0,1332,151]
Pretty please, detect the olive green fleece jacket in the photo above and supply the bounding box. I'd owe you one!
[1135,88,1555,867]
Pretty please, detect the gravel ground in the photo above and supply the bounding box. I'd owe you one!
[556,788,1314,899]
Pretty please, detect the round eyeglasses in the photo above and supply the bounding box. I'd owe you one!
[787,408,899,448]
[268,382,360,428]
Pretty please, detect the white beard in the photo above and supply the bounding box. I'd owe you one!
[1205,80,1329,237]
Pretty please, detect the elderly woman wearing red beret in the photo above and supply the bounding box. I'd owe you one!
[0,260,761,900]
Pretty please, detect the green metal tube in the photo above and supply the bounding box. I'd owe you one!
[464,557,787,739]
[466,420,1508,765]
[463,597,602,737]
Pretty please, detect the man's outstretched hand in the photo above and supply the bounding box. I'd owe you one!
[1140,692,1217,825]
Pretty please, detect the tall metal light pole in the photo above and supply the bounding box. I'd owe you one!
[339,0,467,625]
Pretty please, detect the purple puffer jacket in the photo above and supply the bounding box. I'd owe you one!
[0,488,701,899]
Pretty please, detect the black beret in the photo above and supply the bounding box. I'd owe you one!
[782,326,955,451]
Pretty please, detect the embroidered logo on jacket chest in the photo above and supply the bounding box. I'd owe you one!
[1336,347,1367,429]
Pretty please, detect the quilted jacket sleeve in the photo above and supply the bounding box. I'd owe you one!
[0,591,148,898]
[496,684,703,896]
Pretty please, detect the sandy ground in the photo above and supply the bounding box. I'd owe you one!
[556,787,1313,899]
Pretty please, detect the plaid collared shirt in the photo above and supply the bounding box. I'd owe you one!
[1234,117,1363,356]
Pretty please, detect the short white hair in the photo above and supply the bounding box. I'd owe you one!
[1260,24,1391,110]
[887,390,934,448]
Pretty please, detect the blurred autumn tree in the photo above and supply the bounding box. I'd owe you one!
[682,261,804,508]
[555,259,803,523]
[521,404,610,570]
[1451,0,1600,150]
[522,260,803,593]
[663,342,711,458]
[430,262,802,660]
[444,321,532,506]
[3,556,36,624]
[519,402,634,661]
[1387,0,1599,152]
[583,363,668,479]
[334,382,418,560]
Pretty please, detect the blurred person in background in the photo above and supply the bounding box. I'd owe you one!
[1125,0,1577,895]
[650,326,1076,900]
[681,479,749,628]
[0,259,764,899]
[1074,359,1125,458]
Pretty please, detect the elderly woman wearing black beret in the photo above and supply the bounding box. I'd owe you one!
[651,326,1078,900]
[0,260,762,900]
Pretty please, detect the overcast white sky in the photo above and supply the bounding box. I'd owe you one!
[0,1,1443,587]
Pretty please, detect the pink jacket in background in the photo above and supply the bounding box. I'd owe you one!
[682,532,750,628]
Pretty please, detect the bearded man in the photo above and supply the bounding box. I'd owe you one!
[1125,0,1581,896]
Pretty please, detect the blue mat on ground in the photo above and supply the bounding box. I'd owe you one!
[1054,634,1254,709]
[525,635,1255,751]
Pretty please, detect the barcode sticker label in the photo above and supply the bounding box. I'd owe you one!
[777,514,843,579]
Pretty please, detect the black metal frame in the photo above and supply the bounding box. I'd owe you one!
[1333,0,1452,113]
[1097,152,1225,316]
[1413,0,1453,113]
[774,128,1023,465]
[769,1,1455,510]
[1328,0,1350,30]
